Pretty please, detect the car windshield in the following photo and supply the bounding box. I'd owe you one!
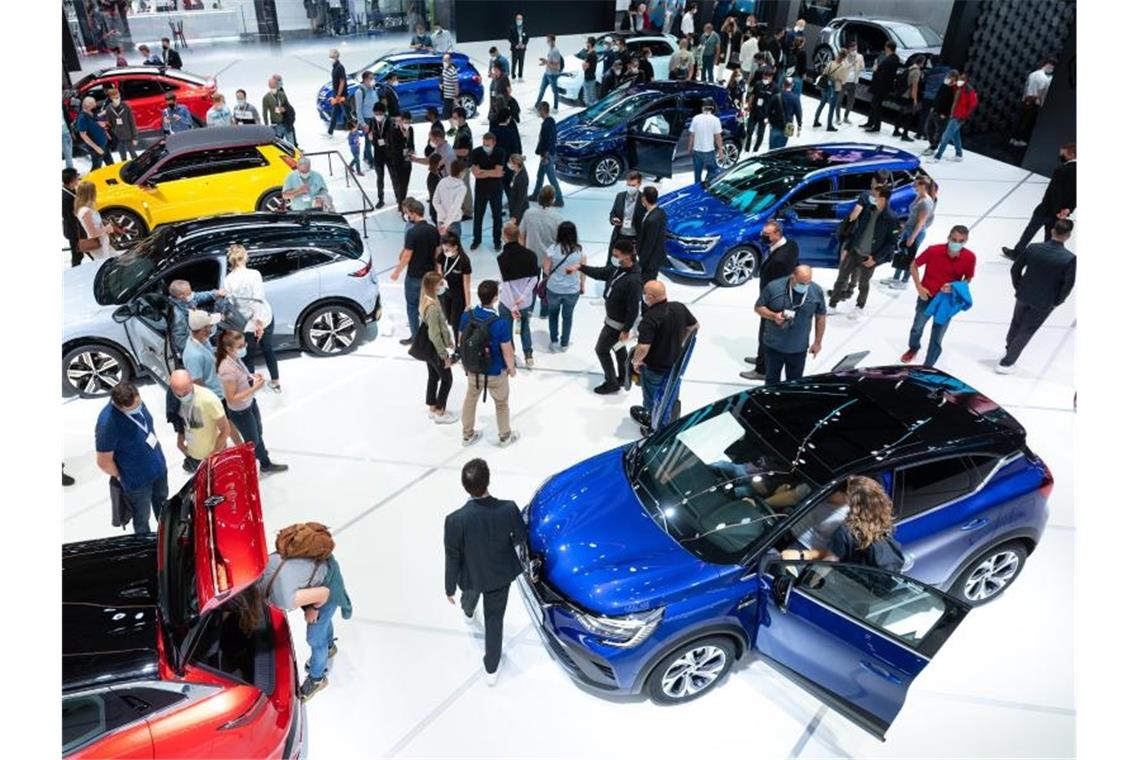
[92,228,172,305]
[705,159,806,215]
[893,24,942,48]
[583,89,655,128]
[356,59,392,79]
[119,139,169,185]
[626,392,817,565]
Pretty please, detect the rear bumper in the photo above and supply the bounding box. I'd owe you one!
[366,294,382,323]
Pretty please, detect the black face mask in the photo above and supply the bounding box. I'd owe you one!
[760,234,772,245]
[1058,153,1068,163]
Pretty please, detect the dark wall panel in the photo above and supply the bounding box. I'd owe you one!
[452,0,614,44]
[1023,13,1075,176]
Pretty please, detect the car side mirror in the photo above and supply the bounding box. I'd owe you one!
[780,207,799,224]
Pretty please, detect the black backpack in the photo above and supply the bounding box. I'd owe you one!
[459,311,497,396]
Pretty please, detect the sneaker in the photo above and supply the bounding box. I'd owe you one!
[812,121,822,128]
[471,242,481,250]
[549,341,561,352]
[848,307,863,321]
[630,405,651,426]
[462,430,483,447]
[299,675,328,702]
[926,156,941,163]
[463,607,481,625]
[269,381,282,394]
[921,147,934,156]
[949,155,963,162]
[826,306,841,316]
[995,363,1016,375]
[485,669,499,687]
[900,349,918,363]
[890,280,908,290]
[398,337,414,346]
[525,356,535,368]
[744,356,758,364]
[594,382,620,395]
[433,411,458,425]
[900,135,914,142]
[739,370,765,381]
[62,470,75,487]
[261,462,289,475]
[498,430,521,447]
[878,277,896,286]
[1001,247,1018,260]
[826,126,838,132]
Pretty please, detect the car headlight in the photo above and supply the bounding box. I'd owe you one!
[562,140,590,149]
[573,607,664,648]
[668,233,721,253]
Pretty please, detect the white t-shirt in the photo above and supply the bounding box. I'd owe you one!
[1024,68,1052,104]
[681,11,695,35]
[224,265,273,326]
[77,206,113,259]
[690,112,723,153]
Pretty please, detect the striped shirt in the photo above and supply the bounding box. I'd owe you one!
[442,64,459,99]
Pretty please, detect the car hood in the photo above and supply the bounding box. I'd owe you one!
[661,185,754,236]
[528,447,725,616]
[63,260,112,327]
[556,120,609,143]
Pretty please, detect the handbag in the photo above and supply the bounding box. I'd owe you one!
[217,295,251,333]
[536,249,574,300]
[407,321,440,364]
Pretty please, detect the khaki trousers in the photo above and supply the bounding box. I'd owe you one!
[462,372,511,439]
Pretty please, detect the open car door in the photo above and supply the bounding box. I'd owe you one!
[754,561,970,739]
[115,292,176,386]
[629,110,676,180]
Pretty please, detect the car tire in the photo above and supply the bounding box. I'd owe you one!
[457,94,479,119]
[645,635,737,705]
[591,155,624,187]
[63,343,132,398]
[101,208,148,249]
[300,304,365,357]
[812,46,835,76]
[950,541,1028,606]
[716,140,741,169]
[258,188,286,213]
[714,245,759,287]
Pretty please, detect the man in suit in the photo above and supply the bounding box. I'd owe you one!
[444,458,526,686]
[862,41,900,133]
[1003,142,1076,260]
[996,219,1075,374]
[609,170,647,249]
[741,220,799,380]
[638,185,668,283]
[160,37,182,69]
[508,13,528,80]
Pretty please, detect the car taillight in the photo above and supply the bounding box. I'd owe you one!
[349,258,372,277]
[473,74,482,85]
[1040,464,1054,499]
[281,155,297,169]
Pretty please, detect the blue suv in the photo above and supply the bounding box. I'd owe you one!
[554,81,745,187]
[660,143,926,286]
[519,367,1051,736]
[317,50,484,127]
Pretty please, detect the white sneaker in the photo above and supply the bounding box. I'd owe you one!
[826,306,841,316]
[434,411,458,425]
[995,363,1016,375]
[891,280,909,291]
[462,430,483,447]
[464,607,481,626]
[498,430,521,448]
[485,669,499,686]
[878,277,895,286]
[525,356,535,368]
[926,156,941,163]
[949,155,964,162]
[847,307,863,321]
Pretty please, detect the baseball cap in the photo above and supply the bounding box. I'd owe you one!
[188,310,221,331]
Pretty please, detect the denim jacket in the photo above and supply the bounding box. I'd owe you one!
[321,555,353,620]
[169,292,218,355]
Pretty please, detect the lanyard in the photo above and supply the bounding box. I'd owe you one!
[120,408,151,438]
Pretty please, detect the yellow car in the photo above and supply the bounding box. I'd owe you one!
[87,126,300,246]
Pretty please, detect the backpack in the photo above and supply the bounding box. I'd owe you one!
[459,311,497,397]
[275,522,335,560]
[282,98,296,127]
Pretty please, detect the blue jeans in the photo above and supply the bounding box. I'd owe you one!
[583,79,597,105]
[701,58,715,83]
[500,303,533,357]
[405,276,423,334]
[306,602,338,679]
[692,150,718,184]
[908,296,948,367]
[535,72,560,110]
[363,138,373,168]
[532,157,564,202]
[327,101,347,133]
[62,125,74,170]
[935,117,963,159]
[641,365,668,416]
[124,475,169,535]
[769,129,789,150]
[813,86,838,126]
[546,291,579,346]
[792,76,804,99]
[349,146,361,173]
[763,347,807,384]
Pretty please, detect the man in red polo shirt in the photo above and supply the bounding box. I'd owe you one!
[901,225,976,366]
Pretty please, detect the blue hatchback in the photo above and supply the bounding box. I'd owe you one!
[519,367,1051,736]
[553,81,745,187]
[660,143,926,286]
[317,50,484,127]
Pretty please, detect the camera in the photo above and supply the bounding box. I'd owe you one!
[781,309,797,325]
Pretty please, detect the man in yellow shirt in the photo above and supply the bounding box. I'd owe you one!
[170,369,231,469]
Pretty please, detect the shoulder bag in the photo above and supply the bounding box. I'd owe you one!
[535,249,575,300]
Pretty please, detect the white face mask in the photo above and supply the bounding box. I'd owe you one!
[299,171,310,180]
[237,98,246,106]
[611,256,624,267]
[443,247,458,257]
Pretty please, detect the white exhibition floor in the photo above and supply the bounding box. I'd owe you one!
[62,35,1076,758]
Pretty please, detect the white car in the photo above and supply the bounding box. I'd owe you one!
[557,32,679,103]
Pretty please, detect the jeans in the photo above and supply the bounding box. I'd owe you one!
[349,147,361,173]
[792,75,804,99]
[124,475,168,535]
[499,303,533,358]
[461,584,510,673]
[769,128,789,149]
[228,401,271,466]
[908,296,949,367]
[1002,299,1052,367]
[426,361,453,408]
[841,82,857,119]
[934,118,963,159]
[327,100,347,134]
[546,291,579,346]
[595,325,627,386]
[473,188,503,247]
[764,347,807,384]
[532,158,564,202]
[583,79,598,105]
[813,86,838,127]
[743,115,766,152]
[405,276,423,334]
[701,57,715,83]
[88,145,107,170]
[363,138,373,169]
[925,111,947,149]
[306,602,338,679]
[641,365,668,416]
[692,150,718,184]
[243,319,280,381]
[535,72,560,110]
[1011,204,1057,255]
[892,228,926,281]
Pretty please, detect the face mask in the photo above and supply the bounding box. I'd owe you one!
[627,184,638,191]
[956,80,965,87]
[125,404,144,417]
[948,241,964,254]
[516,18,523,25]
[760,234,772,244]
[792,282,809,294]
[643,295,652,306]
[236,346,248,359]
[237,98,246,106]
[762,78,772,85]
[111,97,121,105]
[1044,66,1054,76]
[944,78,952,85]
[611,256,623,267]
[443,247,458,257]
[176,391,194,402]
[1058,153,1068,163]
[299,171,310,180]
[483,143,493,151]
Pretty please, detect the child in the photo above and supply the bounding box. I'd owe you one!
[346,118,366,176]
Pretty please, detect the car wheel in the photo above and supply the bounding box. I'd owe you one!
[63,344,132,397]
[591,155,624,187]
[300,304,364,356]
[717,140,740,169]
[258,188,286,213]
[646,636,736,705]
[951,541,1028,606]
[102,209,147,249]
[812,46,835,74]
[714,245,759,287]
[458,94,478,119]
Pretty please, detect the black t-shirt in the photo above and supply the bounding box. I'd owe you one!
[584,50,598,79]
[637,301,697,371]
[404,221,440,278]
[497,243,540,281]
[331,61,347,93]
[436,249,472,295]
[470,145,506,189]
[828,524,905,572]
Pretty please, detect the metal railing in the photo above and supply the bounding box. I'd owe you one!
[294,149,377,238]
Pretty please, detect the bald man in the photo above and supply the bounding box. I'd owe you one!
[630,280,699,430]
[169,369,231,473]
[755,265,826,384]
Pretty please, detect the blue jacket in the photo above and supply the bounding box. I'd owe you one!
[924,281,972,325]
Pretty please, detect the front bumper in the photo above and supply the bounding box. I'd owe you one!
[661,238,719,279]
[553,157,591,182]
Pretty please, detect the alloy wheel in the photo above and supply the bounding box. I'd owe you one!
[813,47,834,72]
[67,348,124,395]
[459,95,478,119]
[308,310,357,354]
[721,249,757,286]
[717,142,740,168]
[594,157,622,186]
[660,645,727,699]
[963,550,1021,602]
[105,212,141,248]
[262,192,287,213]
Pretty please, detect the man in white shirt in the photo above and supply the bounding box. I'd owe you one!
[432,21,454,51]
[1011,58,1055,147]
[740,29,760,81]
[681,4,695,38]
[687,98,725,184]
[433,159,468,238]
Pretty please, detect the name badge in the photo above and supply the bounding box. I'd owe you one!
[146,432,159,449]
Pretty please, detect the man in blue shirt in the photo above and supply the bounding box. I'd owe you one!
[282,157,333,211]
[756,265,827,384]
[95,382,168,534]
[458,281,519,448]
[75,97,111,169]
[162,93,195,134]
[182,310,225,400]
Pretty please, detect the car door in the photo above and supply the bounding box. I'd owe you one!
[670,95,706,168]
[628,103,678,180]
[417,61,445,113]
[204,146,273,210]
[117,77,167,133]
[119,292,175,385]
[754,560,970,739]
[391,62,426,113]
[773,177,840,266]
[244,247,325,338]
[141,151,219,226]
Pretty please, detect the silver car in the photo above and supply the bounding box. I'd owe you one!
[812,16,943,98]
[557,33,679,103]
[62,213,381,397]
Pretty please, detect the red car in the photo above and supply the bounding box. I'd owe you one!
[66,66,217,134]
[62,445,305,759]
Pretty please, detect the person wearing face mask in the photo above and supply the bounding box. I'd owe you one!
[756,265,827,384]
[100,87,138,163]
[391,199,441,343]
[929,73,978,163]
[96,381,168,535]
[1003,142,1076,260]
[459,281,520,447]
[436,232,473,344]
[744,66,776,152]
[161,92,195,135]
[262,76,289,139]
[225,244,281,392]
[901,226,976,367]
[922,68,958,156]
[609,170,646,250]
[497,223,541,368]
[282,156,334,211]
[508,13,528,80]
[169,369,231,474]
[206,92,234,128]
[828,186,898,319]
[1011,58,1056,148]
[386,111,415,206]
[470,132,506,251]
[416,271,459,424]
[327,49,348,136]
[75,96,110,169]
[215,329,289,474]
[841,41,864,125]
[167,280,224,355]
[742,220,799,381]
[630,280,699,432]
[862,41,900,133]
[543,221,586,351]
[182,310,227,404]
[883,176,937,290]
[599,59,625,99]
[535,35,564,113]
[669,37,696,81]
[566,239,642,394]
[432,22,455,53]
[637,186,668,284]
[232,89,259,125]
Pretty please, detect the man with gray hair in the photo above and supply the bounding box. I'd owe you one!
[755,264,826,384]
[167,279,224,355]
[282,156,335,211]
[327,49,348,136]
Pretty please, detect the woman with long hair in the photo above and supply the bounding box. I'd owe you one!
[418,271,457,424]
[725,68,744,111]
[717,16,740,84]
[225,244,281,392]
[74,180,117,259]
[543,221,586,352]
[215,329,288,475]
[435,232,472,344]
[782,476,904,570]
[812,48,849,131]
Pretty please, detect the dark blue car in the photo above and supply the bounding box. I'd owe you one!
[519,367,1051,735]
[553,81,745,187]
[317,50,483,128]
[660,143,927,286]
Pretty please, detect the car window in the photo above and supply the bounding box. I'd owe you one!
[893,24,942,49]
[643,40,674,57]
[681,95,706,116]
[62,693,138,755]
[391,64,419,83]
[784,178,835,218]
[638,112,671,136]
[418,62,443,80]
[844,23,888,61]
[118,78,165,100]
[160,80,179,92]
[159,258,223,296]
[706,160,806,215]
[246,249,294,281]
[296,249,335,269]
[894,457,975,520]
[152,147,268,182]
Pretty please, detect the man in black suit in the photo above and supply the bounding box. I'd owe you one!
[609,170,646,249]
[508,12,528,80]
[638,185,668,284]
[996,219,1075,374]
[741,220,799,380]
[862,41,900,133]
[1003,142,1076,260]
[160,37,183,69]
[444,458,526,685]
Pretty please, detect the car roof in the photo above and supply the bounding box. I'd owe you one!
[762,143,921,175]
[382,49,471,63]
[167,212,353,244]
[162,125,279,153]
[746,366,1024,482]
[626,80,725,97]
[834,17,927,29]
[85,66,210,84]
